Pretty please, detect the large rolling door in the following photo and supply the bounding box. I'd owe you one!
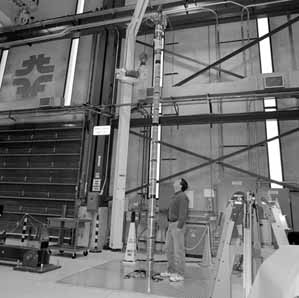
[0,117,84,237]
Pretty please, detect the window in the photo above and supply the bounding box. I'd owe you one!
[257,17,283,188]
[63,0,85,106]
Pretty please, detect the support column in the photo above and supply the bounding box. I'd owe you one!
[110,0,149,250]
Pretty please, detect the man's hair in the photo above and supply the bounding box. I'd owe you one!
[180,178,188,192]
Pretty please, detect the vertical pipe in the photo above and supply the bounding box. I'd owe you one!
[147,12,166,289]
[110,0,149,250]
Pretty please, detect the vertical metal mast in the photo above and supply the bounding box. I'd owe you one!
[147,10,166,286]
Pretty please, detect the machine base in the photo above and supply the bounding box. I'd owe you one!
[14,263,61,273]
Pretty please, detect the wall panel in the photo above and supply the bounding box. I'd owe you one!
[161,124,219,210]
[270,15,299,186]
[84,0,104,11]
[31,0,77,21]
[115,21,268,212]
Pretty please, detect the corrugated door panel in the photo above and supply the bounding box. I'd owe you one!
[0,118,84,237]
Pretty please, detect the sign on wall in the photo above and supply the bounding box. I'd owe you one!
[0,39,71,111]
[13,54,55,98]
[93,125,111,136]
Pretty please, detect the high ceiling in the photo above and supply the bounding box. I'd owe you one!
[1,0,299,27]
[0,0,299,48]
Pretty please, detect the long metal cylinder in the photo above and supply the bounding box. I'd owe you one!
[147,12,166,289]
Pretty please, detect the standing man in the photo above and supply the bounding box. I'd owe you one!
[161,178,189,282]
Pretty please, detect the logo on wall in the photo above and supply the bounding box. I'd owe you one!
[13,54,55,98]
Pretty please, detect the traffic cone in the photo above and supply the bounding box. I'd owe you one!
[123,212,137,264]
[201,227,212,267]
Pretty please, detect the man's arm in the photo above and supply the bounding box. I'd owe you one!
[177,195,189,229]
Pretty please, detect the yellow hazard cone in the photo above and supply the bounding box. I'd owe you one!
[123,212,137,264]
[201,227,212,267]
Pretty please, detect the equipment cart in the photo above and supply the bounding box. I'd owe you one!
[47,217,91,258]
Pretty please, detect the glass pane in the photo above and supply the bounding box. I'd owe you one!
[264,97,276,109]
[258,17,283,188]
[266,120,283,188]
[72,35,93,105]
[257,18,273,74]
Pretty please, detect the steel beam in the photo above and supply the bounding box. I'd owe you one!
[136,40,244,79]
[113,109,299,128]
[158,87,299,103]
[127,127,299,193]
[174,15,299,86]
[1,1,299,49]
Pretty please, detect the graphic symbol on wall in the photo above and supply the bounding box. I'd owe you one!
[13,54,55,98]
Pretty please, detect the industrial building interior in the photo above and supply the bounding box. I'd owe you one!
[1,0,299,297]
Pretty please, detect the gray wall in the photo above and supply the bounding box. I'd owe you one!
[270,15,299,230]
[114,20,273,211]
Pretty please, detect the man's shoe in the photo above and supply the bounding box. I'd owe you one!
[160,271,172,277]
[169,273,184,282]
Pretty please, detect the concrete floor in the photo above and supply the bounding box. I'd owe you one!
[0,242,243,298]
[0,250,171,298]
[59,259,211,298]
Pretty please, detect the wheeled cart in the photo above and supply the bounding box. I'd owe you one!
[47,217,91,258]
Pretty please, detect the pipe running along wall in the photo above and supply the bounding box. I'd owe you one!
[109,0,149,250]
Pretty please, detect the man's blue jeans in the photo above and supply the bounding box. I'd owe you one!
[165,221,185,276]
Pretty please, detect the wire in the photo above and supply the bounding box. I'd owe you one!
[6,214,26,234]
[27,213,45,225]
[185,226,209,251]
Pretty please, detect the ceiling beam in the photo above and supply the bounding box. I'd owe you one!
[1,0,299,49]
[113,109,299,127]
